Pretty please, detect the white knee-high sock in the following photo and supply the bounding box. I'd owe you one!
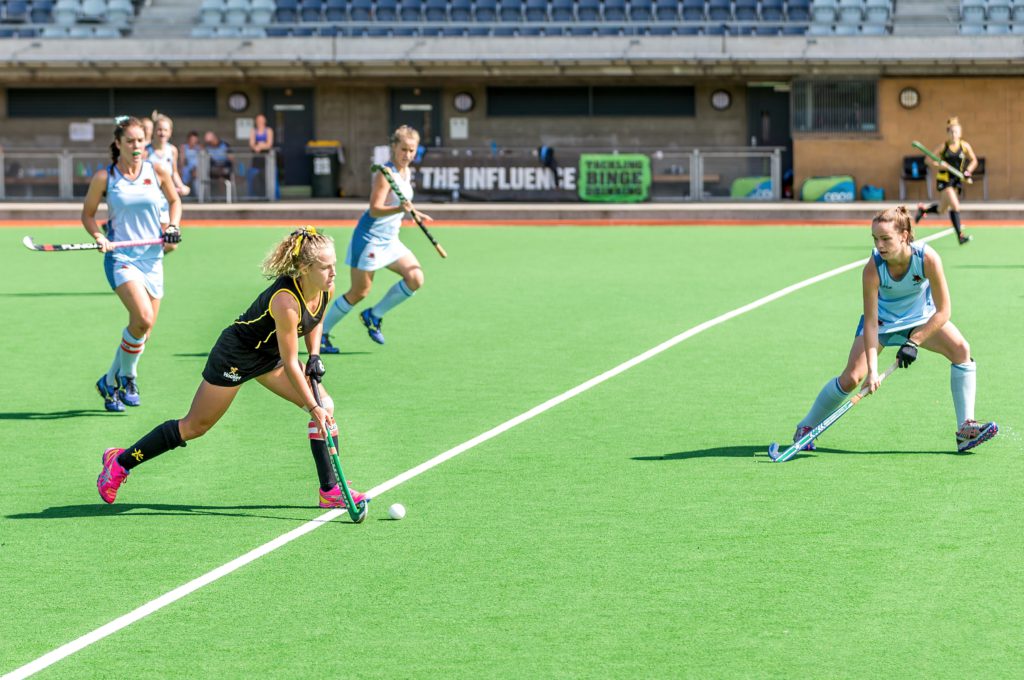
[323,295,353,333]
[105,347,121,387]
[370,280,414,318]
[117,328,146,379]
[798,377,853,429]
[951,361,976,427]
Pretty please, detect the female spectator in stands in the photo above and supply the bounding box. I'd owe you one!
[319,125,432,352]
[247,113,276,197]
[81,116,182,412]
[914,116,978,245]
[204,130,234,183]
[145,112,191,223]
[179,130,202,193]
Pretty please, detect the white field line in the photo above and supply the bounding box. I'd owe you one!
[2,228,952,680]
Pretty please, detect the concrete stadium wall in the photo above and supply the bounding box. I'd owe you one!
[795,77,1024,202]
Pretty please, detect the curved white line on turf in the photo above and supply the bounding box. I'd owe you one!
[2,228,952,680]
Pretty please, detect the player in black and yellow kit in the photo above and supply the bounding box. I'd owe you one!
[914,116,978,245]
[96,227,366,509]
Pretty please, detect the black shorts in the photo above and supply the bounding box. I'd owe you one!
[936,177,963,194]
[202,328,281,387]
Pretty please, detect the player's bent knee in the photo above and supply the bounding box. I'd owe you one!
[838,373,861,393]
[406,269,424,290]
[179,418,215,440]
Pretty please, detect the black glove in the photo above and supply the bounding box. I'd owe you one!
[163,225,181,243]
[305,354,325,381]
[896,341,918,368]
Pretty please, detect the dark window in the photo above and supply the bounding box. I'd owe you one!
[112,89,218,118]
[487,87,589,117]
[792,80,877,133]
[7,88,218,119]
[8,88,111,118]
[592,87,695,116]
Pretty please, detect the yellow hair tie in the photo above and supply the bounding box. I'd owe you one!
[290,226,317,257]
[292,234,304,257]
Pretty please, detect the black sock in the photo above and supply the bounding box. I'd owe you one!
[950,210,962,237]
[310,438,339,492]
[118,419,185,470]
[925,203,939,215]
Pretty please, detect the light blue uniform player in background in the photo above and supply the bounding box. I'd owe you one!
[791,206,997,453]
[320,125,433,352]
[81,116,183,412]
[144,112,191,221]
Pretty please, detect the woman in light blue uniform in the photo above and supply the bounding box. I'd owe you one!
[81,116,182,413]
[320,125,433,351]
[789,206,997,454]
[144,112,191,222]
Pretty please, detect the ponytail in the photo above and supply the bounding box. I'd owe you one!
[261,226,333,278]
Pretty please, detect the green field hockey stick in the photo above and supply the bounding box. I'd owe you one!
[911,141,971,183]
[768,360,900,463]
[309,378,368,523]
[371,163,448,258]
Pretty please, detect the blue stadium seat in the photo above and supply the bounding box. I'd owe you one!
[424,0,447,21]
[523,0,547,20]
[598,25,622,34]
[1015,2,1024,23]
[604,0,627,21]
[988,1,1011,23]
[787,0,810,22]
[661,0,683,21]
[400,0,423,21]
[705,22,727,34]
[393,25,418,34]
[761,0,784,20]
[837,0,862,24]
[550,0,573,21]
[291,25,316,35]
[756,24,781,34]
[275,0,298,24]
[735,0,758,21]
[318,24,338,35]
[30,0,55,24]
[449,0,472,21]
[492,25,517,34]
[577,0,600,21]
[518,23,544,33]
[348,0,372,20]
[225,0,250,26]
[442,25,467,34]
[3,0,29,23]
[986,22,1011,34]
[630,0,653,21]
[299,0,322,22]
[649,24,675,34]
[474,0,497,22]
[265,25,291,35]
[18,26,40,36]
[708,0,731,21]
[498,0,523,21]
[376,0,398,21]
[679,0,704,21]
[860,22,885,34]
[781,23,806,33]
[420,25,442,34]
[324,0,346,20]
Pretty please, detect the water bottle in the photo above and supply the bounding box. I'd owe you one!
[911,161,919,179]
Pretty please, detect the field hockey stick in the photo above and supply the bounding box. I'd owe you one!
[370,163,448,258]
[309,377,368,523]
[22,235,165,252]
[910,141,971,183]
[769,360,900,463]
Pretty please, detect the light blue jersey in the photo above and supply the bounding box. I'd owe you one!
[105,160,164,263]
[856,241,935,342]
[146,144,174,221]
[346,162,414,271]
[353,162,413,244]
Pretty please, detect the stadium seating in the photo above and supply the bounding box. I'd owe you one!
[181,0,821,38]
[0,0,140,37]
[808,0,892,34]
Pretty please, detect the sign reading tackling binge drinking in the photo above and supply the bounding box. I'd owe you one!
[577,154,651,202]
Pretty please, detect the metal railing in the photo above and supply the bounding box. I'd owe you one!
[0,148,277,202]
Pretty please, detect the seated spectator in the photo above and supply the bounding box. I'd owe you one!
[204,131,233,180]
[179,130,202,192]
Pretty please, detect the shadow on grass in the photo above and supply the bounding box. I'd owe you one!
[0,409,110,420]
[6,503,343,523]
[633,444,764,461]
[633,444,959,462]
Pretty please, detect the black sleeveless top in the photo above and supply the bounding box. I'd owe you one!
[940,142,967,174]
[229,276,327,357]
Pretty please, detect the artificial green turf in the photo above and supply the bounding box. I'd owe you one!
[1,225,1021,679]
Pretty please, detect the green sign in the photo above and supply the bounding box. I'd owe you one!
[578,154,651,202]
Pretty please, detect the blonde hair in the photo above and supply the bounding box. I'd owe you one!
[390,125,420,146]
[261,226,333,278]
[947,116,961,128]
[872,206,914,242]
[152,110,173,133]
